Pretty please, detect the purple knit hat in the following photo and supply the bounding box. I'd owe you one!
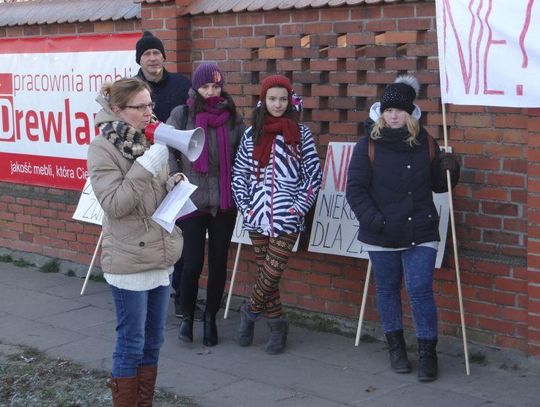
[191,63,224,91]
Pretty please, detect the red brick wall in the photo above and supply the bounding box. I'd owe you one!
[527,108,540,355]
[1,0,538,356]
[180,1,533,355]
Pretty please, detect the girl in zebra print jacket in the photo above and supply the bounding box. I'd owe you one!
[232,75,322,355]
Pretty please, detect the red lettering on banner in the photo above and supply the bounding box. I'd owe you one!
[483,0,505,95]
[2,98,92,145]
[519,0,534,68]
[40,110,63,143]
[65,98,72,143]
[441,0,534,97]
[441,0,473,93]
[0,73,13,94]
[14,109,23,140]
[321,144,352,192]
[25,110,39,141]
[75,112,91,145]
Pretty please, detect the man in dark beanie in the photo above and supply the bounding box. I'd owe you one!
[135,30,191,122]
[135,30,194,320]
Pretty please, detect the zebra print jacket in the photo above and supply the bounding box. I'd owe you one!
[232,123,322,237]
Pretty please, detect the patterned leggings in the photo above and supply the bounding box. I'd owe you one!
[248,232,298,318]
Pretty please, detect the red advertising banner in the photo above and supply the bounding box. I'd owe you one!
[0,33,140,190]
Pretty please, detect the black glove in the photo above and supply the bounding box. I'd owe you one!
[439,152,460,187]
[439,152,460,173]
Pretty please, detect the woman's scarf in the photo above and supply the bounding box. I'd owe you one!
[99,120,149,159]
[189,96,232,210]
[253,115,301,172]
[375,125,429,152]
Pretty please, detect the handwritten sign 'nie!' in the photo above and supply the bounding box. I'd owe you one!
[436,0,540,107]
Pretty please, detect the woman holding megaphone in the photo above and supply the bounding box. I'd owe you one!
[88,77,184,405]
[167,63,246,347]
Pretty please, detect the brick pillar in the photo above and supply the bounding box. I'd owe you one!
[527,107,540,356]
[139,0,192,75]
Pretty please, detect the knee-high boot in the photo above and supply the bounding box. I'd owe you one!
[137,365,158,407]
[107,375,138,407]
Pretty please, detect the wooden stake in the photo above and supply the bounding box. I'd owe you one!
[80,231,103,296]
[442,102,470,375]
[224,243,242,319]
[355,261,372,346]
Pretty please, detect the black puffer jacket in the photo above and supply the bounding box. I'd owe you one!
[345,122,459,248]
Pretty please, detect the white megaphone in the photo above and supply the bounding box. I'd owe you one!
[145,122,205,162]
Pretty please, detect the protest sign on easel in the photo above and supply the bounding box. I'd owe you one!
[72,178,103,295]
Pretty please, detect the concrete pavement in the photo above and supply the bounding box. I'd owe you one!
[0,260,539,407]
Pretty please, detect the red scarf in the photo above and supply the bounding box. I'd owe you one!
[253,116,301,170]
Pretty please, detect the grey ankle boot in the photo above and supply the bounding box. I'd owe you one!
[385,330,411,373]
[238,302,260,347]
[265,317,288,355]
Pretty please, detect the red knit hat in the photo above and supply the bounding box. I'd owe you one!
[260,75,292,100]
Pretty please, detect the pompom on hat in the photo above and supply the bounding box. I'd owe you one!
[380,75,420,115]
[191,63,225,91]
[135,31,166,65]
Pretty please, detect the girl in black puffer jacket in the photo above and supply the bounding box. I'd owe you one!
[346,75,460,382]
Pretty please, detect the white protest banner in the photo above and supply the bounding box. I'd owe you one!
[72,177,104,226]
[435,0,540,107]
[0,33,140,190]
[308,142,450,268]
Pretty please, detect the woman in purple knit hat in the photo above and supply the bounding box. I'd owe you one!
[167,63,245,347]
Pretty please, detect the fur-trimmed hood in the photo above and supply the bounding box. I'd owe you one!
[369,101,422,122]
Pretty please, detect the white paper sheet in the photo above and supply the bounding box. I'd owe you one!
[152,181,197,233]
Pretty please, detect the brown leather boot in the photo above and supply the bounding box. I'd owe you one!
[137,365,158,407]
[107,375,138,407]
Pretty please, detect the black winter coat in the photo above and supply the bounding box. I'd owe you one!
[345,124,459,248]
[136,68,191,122]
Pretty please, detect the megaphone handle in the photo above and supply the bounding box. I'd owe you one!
[144,122,161,144]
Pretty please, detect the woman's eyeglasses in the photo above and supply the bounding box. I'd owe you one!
[124,102,155,112]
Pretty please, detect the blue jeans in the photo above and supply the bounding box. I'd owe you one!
[368,246,438,340]
[110,284,170,377]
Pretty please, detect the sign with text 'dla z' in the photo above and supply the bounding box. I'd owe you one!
[0,33,140,191]
[308,142,450,268]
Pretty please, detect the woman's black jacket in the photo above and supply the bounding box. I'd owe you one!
[345,124,459,248]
